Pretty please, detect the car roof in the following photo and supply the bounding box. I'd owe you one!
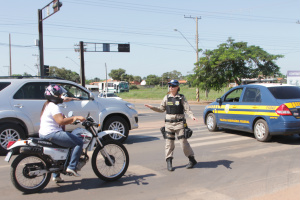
[244,83,295,88]
[0,77,88,92]
[0,77,77,84]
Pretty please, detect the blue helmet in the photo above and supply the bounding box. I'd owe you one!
[168,79,179,86]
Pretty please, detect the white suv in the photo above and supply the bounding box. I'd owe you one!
[0,77,139,153]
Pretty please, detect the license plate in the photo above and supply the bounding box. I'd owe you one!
[4,151,12,162]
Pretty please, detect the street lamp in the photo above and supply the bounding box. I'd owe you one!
[24,64,38,75]
[174,28,200,102]
[66,56,80,67]
[174,29,197,53]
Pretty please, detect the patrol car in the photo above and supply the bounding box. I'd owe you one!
[203,83,300,142]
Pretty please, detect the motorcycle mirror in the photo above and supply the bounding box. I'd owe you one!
[68,111,74,117]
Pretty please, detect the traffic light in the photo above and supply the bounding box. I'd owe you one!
[103,43,110,52]
[44,65,50,76]
[53,0,63,13]
[118,44,130,52]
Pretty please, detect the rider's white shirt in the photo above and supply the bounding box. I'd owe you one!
[39,102,63,136]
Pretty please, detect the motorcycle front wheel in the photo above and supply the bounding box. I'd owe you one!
[10,154,51,194]
[92,140,129,181]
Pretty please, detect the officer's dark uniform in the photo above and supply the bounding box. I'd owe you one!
[150,92,197,170]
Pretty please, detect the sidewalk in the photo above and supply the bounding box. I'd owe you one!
[250,183,300,200]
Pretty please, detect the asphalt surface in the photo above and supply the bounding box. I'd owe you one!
[0,101,299,200]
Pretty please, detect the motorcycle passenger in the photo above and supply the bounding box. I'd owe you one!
[144,79,197,171]
[39,84,85,182]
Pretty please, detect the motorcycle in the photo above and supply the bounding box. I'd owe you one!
[4,112,129,194]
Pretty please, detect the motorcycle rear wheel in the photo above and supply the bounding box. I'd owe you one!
[10,154,51,194]
[92,140,129,181]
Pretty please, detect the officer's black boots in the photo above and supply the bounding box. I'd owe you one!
[166,157,174,171]
[167,156,196,171]
[186,156,197,169]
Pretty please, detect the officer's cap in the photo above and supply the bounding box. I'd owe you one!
[168,79,180,86]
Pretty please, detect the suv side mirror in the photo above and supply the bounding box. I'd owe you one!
[89,92,95,101]
[68,111,74,117]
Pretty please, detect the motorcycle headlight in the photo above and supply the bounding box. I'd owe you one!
[126,103,135,110]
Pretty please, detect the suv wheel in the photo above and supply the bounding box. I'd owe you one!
[103,116,129,143]
[0,123,25,153]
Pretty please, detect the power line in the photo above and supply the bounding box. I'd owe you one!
[64,0,297,23]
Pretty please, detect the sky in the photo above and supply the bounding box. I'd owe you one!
[1,0,300,80]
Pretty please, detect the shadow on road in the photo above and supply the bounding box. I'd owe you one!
[221,129,300,145]
[125,135,160,145]
[197,160,234,169]
[271,135,300,145]
[39,173,156,194]
[174,159,234,170]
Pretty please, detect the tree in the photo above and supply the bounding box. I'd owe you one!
[193,38,283,93]
[121,74,134,82]
[109,68,126,81]
[86,77,101,85]
[146,74,161,85]
[161,70,183,85]
[50,66,80,83]
[12,73,33,77]
[133,76,142,82]
[92,77,101,82]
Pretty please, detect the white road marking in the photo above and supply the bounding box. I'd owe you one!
[230,145,299,158]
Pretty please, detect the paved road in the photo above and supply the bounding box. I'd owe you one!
[0,103,299,200]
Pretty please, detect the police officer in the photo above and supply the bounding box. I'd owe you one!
[145,80,197,171]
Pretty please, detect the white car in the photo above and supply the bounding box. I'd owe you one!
[99,92,122,100]
[0,77,138,153]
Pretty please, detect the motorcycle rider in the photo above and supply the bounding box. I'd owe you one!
[144,80,197,171]
[39,84,85,182]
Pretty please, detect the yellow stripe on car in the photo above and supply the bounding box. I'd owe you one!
[217,110,279,116]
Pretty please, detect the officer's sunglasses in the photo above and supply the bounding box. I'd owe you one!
[169,85,178,88]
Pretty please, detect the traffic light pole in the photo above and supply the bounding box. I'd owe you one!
[38,0,62,77]
[79,41,86,87]
[38,9,44,76]
[75,42,130,87]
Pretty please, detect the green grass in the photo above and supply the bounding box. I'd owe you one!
[118,86,231,102]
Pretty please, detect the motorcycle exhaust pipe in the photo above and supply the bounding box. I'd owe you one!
[20,146,43,155]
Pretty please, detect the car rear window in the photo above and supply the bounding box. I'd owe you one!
[0,82,11,91]
[268,86,300,99]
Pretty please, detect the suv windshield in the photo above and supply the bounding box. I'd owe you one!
[268,86,300,99]
[0,82,11,91]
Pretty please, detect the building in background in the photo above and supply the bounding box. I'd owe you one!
[287,71,300,86]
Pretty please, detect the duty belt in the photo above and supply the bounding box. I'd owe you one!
[165,118,184,123]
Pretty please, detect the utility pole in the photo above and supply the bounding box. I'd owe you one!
[184,15,201,62]
[184,15,201,102]
[105,63,108,95]
[9,34,12,76]
[32,54,40,75]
